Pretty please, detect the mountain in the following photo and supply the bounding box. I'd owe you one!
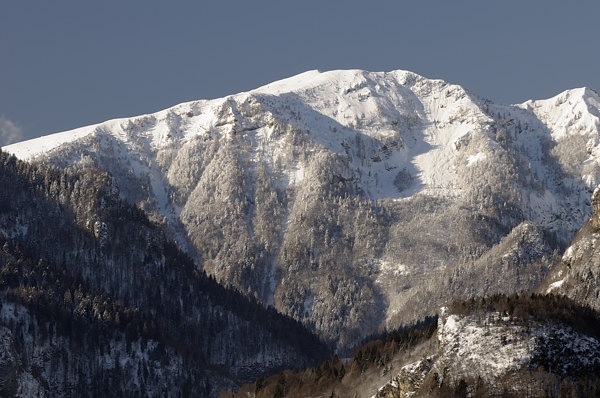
[5,69,600,348]
[225,294,600,398]
[224,186,600,398]
[540,185,600,309]
[0,150,329,397]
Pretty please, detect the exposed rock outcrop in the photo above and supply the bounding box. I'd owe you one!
[592,186,600,230]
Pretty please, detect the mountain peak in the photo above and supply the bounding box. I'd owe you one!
[518,86,600,140]
[251,69,363,95]
[251,69,428,95]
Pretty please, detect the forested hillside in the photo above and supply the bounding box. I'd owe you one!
[225,294,600,398]
[0,149,329,397]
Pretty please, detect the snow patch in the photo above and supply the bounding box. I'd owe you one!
[466,152,486,166]
[546,279,565,293]
[438,312,537,379]
[562,245,574,261]
[437,310,600,382]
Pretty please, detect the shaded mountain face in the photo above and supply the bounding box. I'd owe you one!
[0,150,329,397]
[5,69,600,347]
[225,184,600,398]
[541,186,600,309]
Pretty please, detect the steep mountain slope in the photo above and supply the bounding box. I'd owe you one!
[426,297,600,396]
[541,185,600,308]
[225,191,600,398]
[5,69,600,347]
[401,221,558,327]
[0,150,329,397]
[225,295,600,398]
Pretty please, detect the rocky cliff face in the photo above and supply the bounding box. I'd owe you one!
[375,304,600,397]
[433,307,600,383]
[591,186,600,230]
[541,186,600,311]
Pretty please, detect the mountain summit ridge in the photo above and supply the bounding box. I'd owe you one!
[6,69,599,202]
[7,69,597,160]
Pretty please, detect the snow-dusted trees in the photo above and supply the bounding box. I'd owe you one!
[0,150,329,397]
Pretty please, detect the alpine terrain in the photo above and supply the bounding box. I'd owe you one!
[0,70,600,398]
[0,150,329,397]
[225,294,600,397]
[541,185,600,309]
[5,69,600,350]
[226,187,600,397]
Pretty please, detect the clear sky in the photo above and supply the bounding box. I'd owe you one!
[1,0,600,145]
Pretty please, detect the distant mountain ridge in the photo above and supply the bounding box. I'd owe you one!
[5,69,600,347]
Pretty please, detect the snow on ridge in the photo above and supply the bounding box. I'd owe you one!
[5,70,600,162]
[3,124,99,161]
[520,86,595,107]
[3,68,461,160]
[2,99,210,161]
[4,68,600,204]
[519,86,600,140]
[253,69,429,96]
[252,69,336,95]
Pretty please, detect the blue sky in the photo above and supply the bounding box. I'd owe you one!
[1,0,600,145]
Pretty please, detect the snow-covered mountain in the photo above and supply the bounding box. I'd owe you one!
[5,69,600,347]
